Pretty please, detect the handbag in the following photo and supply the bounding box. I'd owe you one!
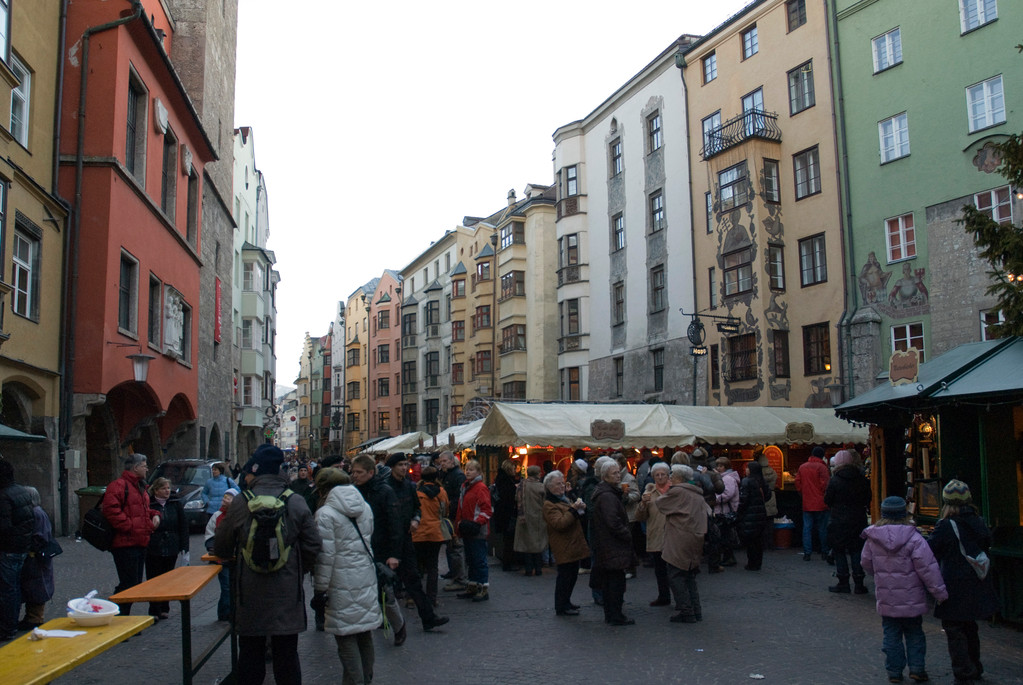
[440,518,454,541]
[80,483,128,552]
[950,519,991,580]
[348,516,399,590]
[39,538,63,559]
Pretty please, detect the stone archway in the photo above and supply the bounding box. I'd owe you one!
[207,423,222,461]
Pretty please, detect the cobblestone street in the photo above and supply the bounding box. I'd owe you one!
[40,533,1022,684]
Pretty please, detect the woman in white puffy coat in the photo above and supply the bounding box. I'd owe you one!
[313,473,382,685]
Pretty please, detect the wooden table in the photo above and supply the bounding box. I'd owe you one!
[0,615,153,684]
[110,564,228,684]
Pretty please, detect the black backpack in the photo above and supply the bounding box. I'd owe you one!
[81,482,128,552]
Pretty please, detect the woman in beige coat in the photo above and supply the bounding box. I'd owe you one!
[657,465,711,623]
[542,471,589,616]
[514,465,548,576]
[635,463,672,606]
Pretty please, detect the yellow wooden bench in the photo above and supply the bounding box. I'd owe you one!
[0,615,152,684]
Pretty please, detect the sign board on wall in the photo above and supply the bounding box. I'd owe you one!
[591,419,625,441]
[890,347,920,386]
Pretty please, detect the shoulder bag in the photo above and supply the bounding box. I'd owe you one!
[348,516,399,590]
[81,482,128,552]
[949,519,991,580]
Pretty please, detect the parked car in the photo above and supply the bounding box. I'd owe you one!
[150,459,214,531]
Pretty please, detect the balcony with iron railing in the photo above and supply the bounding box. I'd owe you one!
[700,109,781,160]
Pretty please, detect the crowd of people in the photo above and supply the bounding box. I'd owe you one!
[0,443,1001,685]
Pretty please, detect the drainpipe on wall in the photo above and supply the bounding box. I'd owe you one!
[60,0,143,534]
[676,41,701,406]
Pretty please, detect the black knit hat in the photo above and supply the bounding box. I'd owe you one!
[243,444,284,476]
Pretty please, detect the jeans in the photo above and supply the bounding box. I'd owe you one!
[802,510,831,556]
[335,631,374,685]
[666,563,701,619]
[216,564,232,620]
[444,537,465,581]
[0,552,27,639]
[882,615,926,677]
[464,537,489,585]
[833,539,865,579]
[238,634,301,685]
[111,546,146,615]
[414,540,442,604]
[554,560,580,612]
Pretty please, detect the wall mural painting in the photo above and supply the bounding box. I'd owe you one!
[804,376,837,409]
[972,142,1002,174]
[724,309,764,405]
[858,254,930,318]
[765,295,791,402]
[857,251,891,306]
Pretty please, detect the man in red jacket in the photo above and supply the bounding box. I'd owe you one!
[795,446,831,562]
[102,454,157,615]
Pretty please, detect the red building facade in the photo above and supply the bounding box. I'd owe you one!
[59,0,216,491]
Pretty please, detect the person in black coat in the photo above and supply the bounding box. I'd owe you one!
[146,477,189,619]
[589,459,637,626]
[0,459,35,641]
[491,460,520,571]
[928,480,998,684]
[736,461,769,571]
[824,449,872,594]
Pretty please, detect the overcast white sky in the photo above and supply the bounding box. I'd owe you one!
[234,0,755,385]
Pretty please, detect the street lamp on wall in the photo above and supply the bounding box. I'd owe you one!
[127,352,156,383]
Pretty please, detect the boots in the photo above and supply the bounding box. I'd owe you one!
[829,574,851,593]
[472,583,490,602]
[455,582,478,599]
[852,574,868,595]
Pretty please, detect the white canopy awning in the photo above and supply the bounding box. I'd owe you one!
[368,431,432,455]
[433,418,486,451]
[662,406,867,446]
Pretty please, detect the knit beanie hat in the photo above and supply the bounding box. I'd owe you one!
[880,496,907,519]
[223,488,239,498]
[830,450,854,469]
[574,459,589,473]
[243,444,284,476]
[811,446,826,459]
[942,479,972,504]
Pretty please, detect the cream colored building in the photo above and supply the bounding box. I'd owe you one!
[686,0,845,407]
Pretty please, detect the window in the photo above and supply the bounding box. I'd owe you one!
[179,301,192,362]
[566,367,580,401]
[728,333,757,381]
[425,351,441,383]
[241,319,254,348]
[565,165,578,197]
[703,53,717,83]
[451,319,465,342]
[117,252,138,333]
[243,377,256,406]
[502,324,526,352]
[974,186,1013,224]
[378,412,390,433]
[702,111,722,155]
[967,75,1005,132]
[378,378,389,398]
[148,276,162,345]
[161,131,177,217]
[787,0,807,31]
[499,221,524,249]
[719,162,749,211]
[473,305,491,330]
[878,113,910,163]
[452,362,464,384]
[9,55,30,147]
[377,344,389,364]
[885,214,917,262]
[0,0,9,62]
[793,147,821,199]
[709,267,718,309]
[243,262,263,291]
[980,309,1004,340]
[561,233,579,267]
[564,298,580,335]
[763,159,780,203]
[872,28,902,72]
[742,88,765,136]
[650,265,666,312]
[650,191,665,232]
[705,192,714,234]
[648,112,662,152]
[724,248,753,296]
[378,310,390,329]
[891,322,925,361]
[799,234,827,286]
[803,323,831,375]
[12,230,40,319]
[474,350,491,375]
[742,25,759,59]
[503,381,527,400]
[773,330,790,378]
[768,244,786,290]
[402,360,416,393]
[652,349,665,391]
[614,357,624,397]
[500,271,525,300]
[710,344,720,389]
[612,213,625,251]
[425,300,440,326]
[186,170,198,245]
[346,413,360,433]
[959,0,997,33]
[610,139,623,176]
[347,348,360,367]
[475,260,490,281]
[787,61,815,114]
[613,282,625,325]
[125,75,146,180]
[452,279,465,298]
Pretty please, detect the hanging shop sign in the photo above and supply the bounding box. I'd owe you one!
[591,419,626,441]
[890,347,920,386]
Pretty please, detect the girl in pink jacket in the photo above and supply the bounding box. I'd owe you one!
[861,496,948,684]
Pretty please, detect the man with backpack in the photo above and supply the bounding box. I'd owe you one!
[215,444,320,685]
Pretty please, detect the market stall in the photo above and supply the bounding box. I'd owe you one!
[836,336,1023,624]
[368,431,433,455]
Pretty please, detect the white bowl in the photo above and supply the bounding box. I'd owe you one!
[67,597,119,626]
